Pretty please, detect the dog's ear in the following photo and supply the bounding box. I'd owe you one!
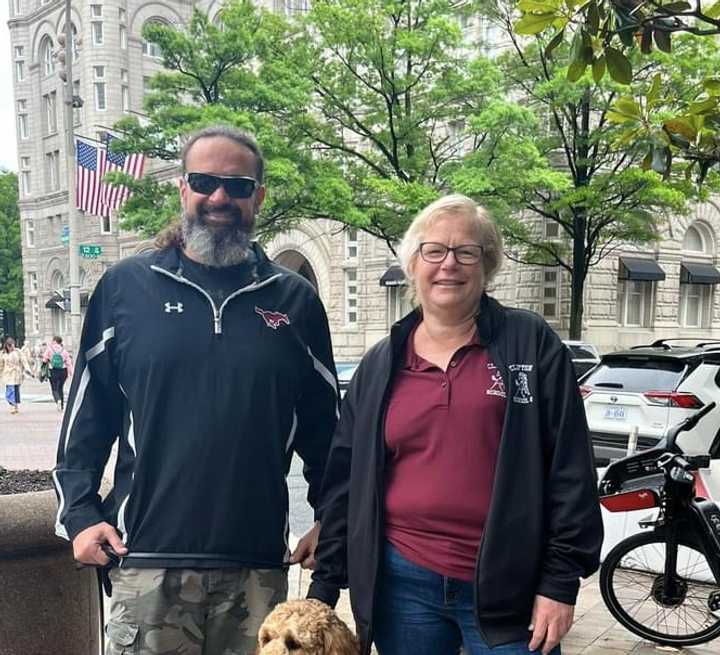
[322,619,360,655]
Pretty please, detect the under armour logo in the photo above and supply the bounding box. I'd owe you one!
[255,306,290,330]
[164,302,184,313]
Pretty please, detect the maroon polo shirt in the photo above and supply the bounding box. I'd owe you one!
[383,325,506,581]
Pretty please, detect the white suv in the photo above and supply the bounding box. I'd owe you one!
[580,339,720,465]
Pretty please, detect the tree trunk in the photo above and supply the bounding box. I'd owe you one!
[569,214,587,340]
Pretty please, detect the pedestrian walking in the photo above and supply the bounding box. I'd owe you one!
[309,194,603,655]
[0,336,34,414]
[54,125,339,655]
[43,336,73,411]
[20,340,36,377]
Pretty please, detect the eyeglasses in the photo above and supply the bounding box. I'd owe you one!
[185,172,259,199]
[418,242,484,265]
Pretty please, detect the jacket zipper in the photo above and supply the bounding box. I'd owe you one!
[150,265,281,334]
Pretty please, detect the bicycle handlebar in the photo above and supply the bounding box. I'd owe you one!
[664,401,716,451]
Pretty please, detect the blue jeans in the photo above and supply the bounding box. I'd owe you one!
[373,543,560,655]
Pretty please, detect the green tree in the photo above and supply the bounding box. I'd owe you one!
[463,2,711,337]
[509,0,720,180]
[109,1,361,241]
[110,0,551,253]
[0,170,22,317]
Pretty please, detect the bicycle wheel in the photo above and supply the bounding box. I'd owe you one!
[600,531,720,646]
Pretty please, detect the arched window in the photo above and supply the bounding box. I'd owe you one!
[50,270,65,292]
[683,225,705,253]
[79,268,88,290]
[40,36,55,76]
[141,20,165,58]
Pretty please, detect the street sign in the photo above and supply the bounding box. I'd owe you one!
[79,244,102,259]
[61,225,69,245]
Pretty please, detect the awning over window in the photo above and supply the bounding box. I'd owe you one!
[379,265,406,287]
[618,257,666,282]
[44,290,89,311]
[680,262,720,285]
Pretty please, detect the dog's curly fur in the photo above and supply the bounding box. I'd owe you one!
[256,599,360,655]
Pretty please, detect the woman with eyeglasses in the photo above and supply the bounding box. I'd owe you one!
[308,194,602,655]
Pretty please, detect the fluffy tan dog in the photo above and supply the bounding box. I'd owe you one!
[257,599,360,655]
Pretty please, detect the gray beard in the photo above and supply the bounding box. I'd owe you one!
[181,212,253,267]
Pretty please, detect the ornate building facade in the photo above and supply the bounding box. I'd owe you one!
[9,1,720,357]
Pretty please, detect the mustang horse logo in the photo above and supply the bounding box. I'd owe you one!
[255,306,291,330]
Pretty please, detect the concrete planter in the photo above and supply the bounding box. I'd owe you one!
[0,489,101,654]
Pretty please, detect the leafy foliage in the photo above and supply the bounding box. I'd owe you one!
[509,0,720,180]
[0,170,22,314]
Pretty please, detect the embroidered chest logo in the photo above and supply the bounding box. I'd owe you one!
[486,363,506,398]
[508,364,534,404]
[164,302,184,314]
[255,306,291,330]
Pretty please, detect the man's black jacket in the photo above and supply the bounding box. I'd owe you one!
[308,295,603,653]
[54,244,338,569]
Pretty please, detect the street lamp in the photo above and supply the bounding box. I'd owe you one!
[57,0,82,351]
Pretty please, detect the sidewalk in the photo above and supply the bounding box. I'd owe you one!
[2,382,718,654]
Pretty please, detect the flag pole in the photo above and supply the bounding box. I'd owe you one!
[62,0,82,351]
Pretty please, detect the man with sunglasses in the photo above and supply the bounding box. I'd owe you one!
[54,126,339,654]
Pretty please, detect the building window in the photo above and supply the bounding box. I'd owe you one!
[17,100,28,139]
[91,4,102,17]
[43,91,58,134]
[92,21,104,46]
[46,150,60,191]
[41,36,54,76]
[11,0,21,17]
[544,218,560,239]
[73,80,82,125]
[32,298,40,334]
[118,8,126,21]
[388,286,412,326]
[101,214,112,234]
[345,228,358,259]
[28,271,38,293]
[20,157,31,196]
[94,67,106,110]
[679,283,712,328]
[345,269,358,325]
[120,24,127,49]
[142,20,165,58]
[683,225,706,252]
[617,280,655,327]
[143,76,151,96]
[542,268,560,319]
[14,46,24,82]
[26,219,35,247]
[121,69,129,111]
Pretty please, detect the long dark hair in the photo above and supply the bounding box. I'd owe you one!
[2,336,16,353]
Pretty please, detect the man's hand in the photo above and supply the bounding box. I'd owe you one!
[289,521,320,570]
[528,594,574,655]
[72,522,128,566]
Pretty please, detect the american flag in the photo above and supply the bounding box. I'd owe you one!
[102,134,146,211]
[76,139,108,217]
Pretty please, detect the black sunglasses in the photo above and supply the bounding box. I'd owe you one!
[185,172,259,199]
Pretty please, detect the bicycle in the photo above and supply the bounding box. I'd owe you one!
[598,401,720,646]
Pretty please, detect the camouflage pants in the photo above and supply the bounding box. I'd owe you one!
[105,567,287,655]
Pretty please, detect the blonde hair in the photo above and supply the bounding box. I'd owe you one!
[397,194,503,305]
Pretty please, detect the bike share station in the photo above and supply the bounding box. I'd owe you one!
[596,397,720,647]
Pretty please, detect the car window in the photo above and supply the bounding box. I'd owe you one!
[584,359,686,392]
[567,345,598,359]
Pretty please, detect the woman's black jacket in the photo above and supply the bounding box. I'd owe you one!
[308,295,603,654]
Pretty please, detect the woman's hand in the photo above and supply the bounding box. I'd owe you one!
[528,594,574,655]
[289,521,321,570]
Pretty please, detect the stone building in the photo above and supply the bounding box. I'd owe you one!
[9,1,720,358]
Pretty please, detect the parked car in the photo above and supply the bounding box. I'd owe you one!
[336,361,360,398]
[579,339,720,465]
[563,340,601,378]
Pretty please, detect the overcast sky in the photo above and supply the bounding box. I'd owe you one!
[1,3,19,172]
